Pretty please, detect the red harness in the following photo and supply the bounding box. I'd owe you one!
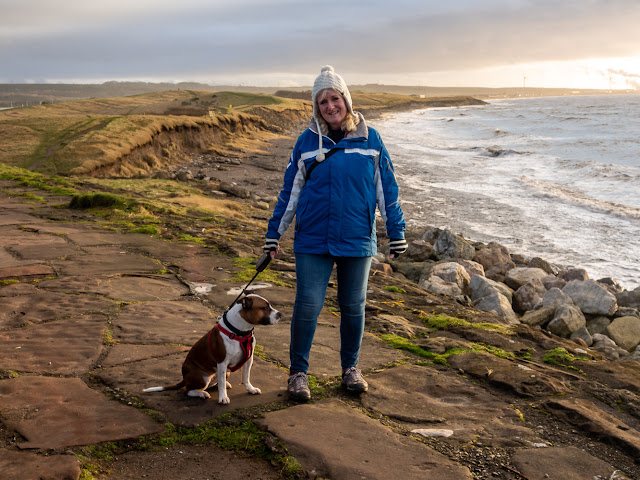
[208,319,254,372]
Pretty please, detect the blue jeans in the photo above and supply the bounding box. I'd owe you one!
[290,253,372,374]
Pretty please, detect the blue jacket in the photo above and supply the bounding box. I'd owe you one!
[266,114,405,257]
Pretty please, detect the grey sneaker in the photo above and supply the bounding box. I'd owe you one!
[288,372,311,402]
[342,367,368,394]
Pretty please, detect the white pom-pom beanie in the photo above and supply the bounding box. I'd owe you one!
[311,65,354,161]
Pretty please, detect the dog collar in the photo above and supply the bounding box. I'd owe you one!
[219,311,254,339]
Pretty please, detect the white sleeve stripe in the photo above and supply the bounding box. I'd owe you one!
[278,159,307,236]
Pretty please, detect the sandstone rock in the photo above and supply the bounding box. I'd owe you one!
[454,259,485,279]
[218,182,250,198]
[541,274,567,290]
[402,239,433,262]
[569,326,593,347]
[520,306,555,327]
[504,267,548,290]
[513,278,546,314]
[542,287,574,309]
[485,260,516,283]
[430,262,470,292]
[597,277,624,294]
[559,268,589,282]
[420,226,442,245]
[393,261,425,283]
[606,316,640,352]
[562,280,617,316]
[371,262,393,275]
[419,275,463,297]
[474,293,518,324]
[547,304,586,338]
[510,253,528,265]
[433,229,475,260]
[586,316,611,336]
[472,241,511,270]
[469,275,513,303]
[615,306,640,318]
[368,314,429,338]
[528,257,557,275]
[616,286,640,309]
[413,336,472,354]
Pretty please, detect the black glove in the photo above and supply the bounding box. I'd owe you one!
[389,238,408,258]
[263,238,279,254]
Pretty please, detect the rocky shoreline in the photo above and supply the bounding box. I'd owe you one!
[2,100,640,479]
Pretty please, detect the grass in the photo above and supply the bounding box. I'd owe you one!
[383,285,407,294]
[0,90,305,176]
[232,257,292,288]
[77,417,305,479]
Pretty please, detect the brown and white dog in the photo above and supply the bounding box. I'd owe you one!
[143,294,281,404]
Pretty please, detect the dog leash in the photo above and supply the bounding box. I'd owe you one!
[225,253,272,311]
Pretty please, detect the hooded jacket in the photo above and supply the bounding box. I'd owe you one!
[266,113,405,257]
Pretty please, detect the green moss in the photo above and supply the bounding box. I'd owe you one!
[69,192,127,209]
[178,233,206,245]
[543,347,588,375]
[383,285,406,294]
[420,313,513,334]
[0,279,20,286]
[128,225,160,235]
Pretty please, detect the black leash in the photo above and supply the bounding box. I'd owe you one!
[226,253,272,311]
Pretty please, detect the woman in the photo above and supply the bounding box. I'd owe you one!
[264,65,407,402]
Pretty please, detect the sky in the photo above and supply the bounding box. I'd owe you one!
[2,0,640,90]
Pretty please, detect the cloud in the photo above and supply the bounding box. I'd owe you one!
[1,0,640,84]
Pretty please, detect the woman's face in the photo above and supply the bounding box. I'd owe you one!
[318,89,347,129]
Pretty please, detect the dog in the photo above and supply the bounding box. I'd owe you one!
[143,294,281,404]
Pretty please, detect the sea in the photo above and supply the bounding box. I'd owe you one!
[374,94,640,291]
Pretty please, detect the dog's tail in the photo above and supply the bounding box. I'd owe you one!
[143,380,184,393]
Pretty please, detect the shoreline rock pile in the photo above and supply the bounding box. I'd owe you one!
[381,226,640,362]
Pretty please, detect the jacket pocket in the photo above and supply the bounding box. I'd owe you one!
[295,198,309,235]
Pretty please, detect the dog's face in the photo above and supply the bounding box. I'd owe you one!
[239,294,281,325]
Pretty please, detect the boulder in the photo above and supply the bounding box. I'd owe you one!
[616,286,640,309]
[504,267,548,290]
[433,229,475,261]
[393,262,425,283]
[485,260,516,283]
[586,316,611,336]
[469,275,513,303]
[520,306,555,327]
[419,274,464,298]
[513,279,546,314]
[562,280,617,316]
[547,304,586,338]
[430,262,470,292]
[528,257,557,275]
[597,277,624,294]
[615,307,640,318]
[402,239,433,262]
[473,293,518,324]
[542,275,567,290]
[559,268,589,282]
[420,226,442,245]
[606,316,640,352]
[510,253,529,265]
[591,334,629,361]
[570,327,593,347]
[472,241,511,270]
[454,259,485,279]
[542,288,574,309]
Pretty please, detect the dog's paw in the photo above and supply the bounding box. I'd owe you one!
[218,395,231,405]
[246,385,262,395]
[187,390,210,399]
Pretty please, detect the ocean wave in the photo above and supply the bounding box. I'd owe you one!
[473,146,524,157]
[518,176,640,221]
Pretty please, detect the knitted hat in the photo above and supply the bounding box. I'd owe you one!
[311,65,354,121]
[311,65,354,161]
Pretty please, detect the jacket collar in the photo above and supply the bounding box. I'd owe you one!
[309,112,368,142]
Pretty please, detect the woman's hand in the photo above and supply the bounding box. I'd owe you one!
[263,238,280,258]
[389,239,408,259]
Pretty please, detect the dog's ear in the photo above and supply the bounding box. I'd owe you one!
[241,296,253,310]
